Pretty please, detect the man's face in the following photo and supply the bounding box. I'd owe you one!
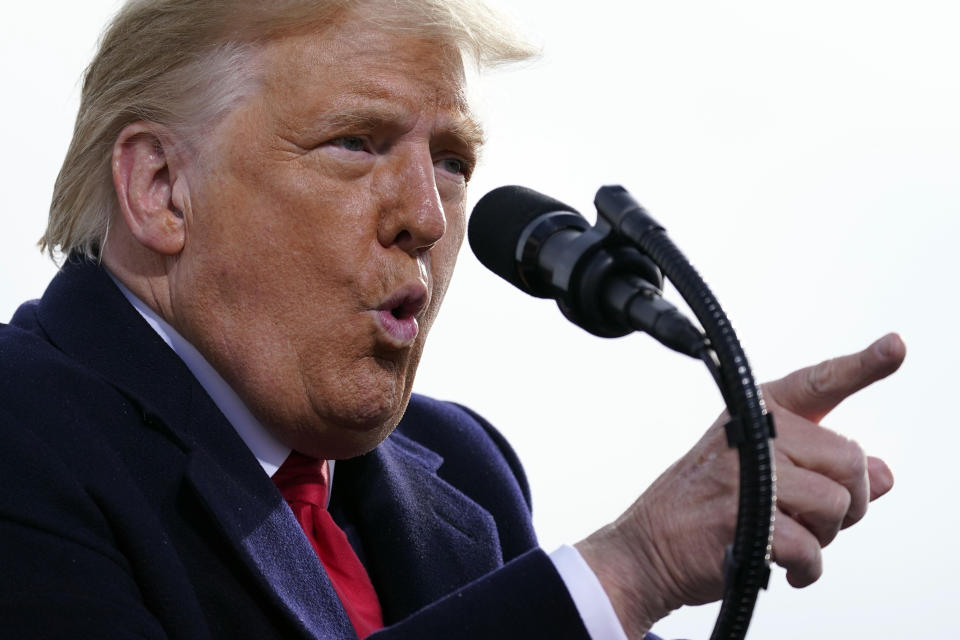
[170,18,478,458]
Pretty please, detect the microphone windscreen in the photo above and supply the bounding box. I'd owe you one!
[468,185,579,291]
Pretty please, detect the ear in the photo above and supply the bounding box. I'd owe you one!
[112,122,187,255]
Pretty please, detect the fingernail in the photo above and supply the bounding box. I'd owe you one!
[876,333,896,358]
[875,335,891,357]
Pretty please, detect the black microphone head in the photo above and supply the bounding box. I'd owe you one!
[468,185,580,292]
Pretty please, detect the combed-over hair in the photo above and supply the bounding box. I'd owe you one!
[41,0,535,260]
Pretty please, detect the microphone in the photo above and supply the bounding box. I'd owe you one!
[468,185,706,357]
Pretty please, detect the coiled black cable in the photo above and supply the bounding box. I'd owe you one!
[469,183,777,638]
[601,186,776,640]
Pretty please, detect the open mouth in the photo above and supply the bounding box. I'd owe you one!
[390,296,422,320]
[374,286,428,348]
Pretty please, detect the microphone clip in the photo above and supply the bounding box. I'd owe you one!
[516,207,665,339]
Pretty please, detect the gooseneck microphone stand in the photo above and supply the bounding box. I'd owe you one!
[593,186,776,640]
[469,183,776,639]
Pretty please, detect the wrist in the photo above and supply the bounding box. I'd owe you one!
[576,515,676,638]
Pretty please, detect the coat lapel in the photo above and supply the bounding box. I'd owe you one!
[34,259,356,640]
[331,431,504,624]
[35,258,507,634]
[184,448,355,640]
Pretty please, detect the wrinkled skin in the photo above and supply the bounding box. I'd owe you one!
[103,10,905,636]
[106,19,480,460]
[577,333,904,636]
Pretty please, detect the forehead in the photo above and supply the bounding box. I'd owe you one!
[257,17,473,123]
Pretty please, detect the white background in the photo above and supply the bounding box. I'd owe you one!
[2,2,957,638]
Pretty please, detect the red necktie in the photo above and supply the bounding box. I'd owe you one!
[272,451,384,638]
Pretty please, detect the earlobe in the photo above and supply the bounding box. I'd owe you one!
[112,122,187,255]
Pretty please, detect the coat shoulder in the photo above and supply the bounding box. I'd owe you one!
[0,303,138,446]
[399,394,532,508]
[395,394,537,560]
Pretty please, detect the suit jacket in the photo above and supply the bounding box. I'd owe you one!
[0,258,596,639]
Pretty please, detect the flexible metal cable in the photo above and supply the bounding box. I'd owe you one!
[636,231,776,640]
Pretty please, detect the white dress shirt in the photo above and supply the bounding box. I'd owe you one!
[113,277,627,640]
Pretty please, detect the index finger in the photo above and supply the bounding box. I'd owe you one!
[764,333,906,423]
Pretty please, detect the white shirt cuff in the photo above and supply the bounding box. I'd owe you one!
[549,544,629,640]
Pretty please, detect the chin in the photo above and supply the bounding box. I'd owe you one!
[298,384,413,460]
[293,408,404,460]
[283,347,422,458]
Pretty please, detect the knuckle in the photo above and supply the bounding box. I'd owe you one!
[825,486,853,524]
[839,439,868,481]
[810,494,849,545]
[783,541,823,589]
[805,360,837,399]
[842,506,867,529]
[797,535,821,570]
[773,516,822,573]
[792,551,824,588]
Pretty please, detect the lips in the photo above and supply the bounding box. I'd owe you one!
[373,284,428,348]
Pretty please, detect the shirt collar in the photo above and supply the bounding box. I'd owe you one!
[109,274,295,477]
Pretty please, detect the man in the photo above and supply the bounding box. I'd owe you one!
[0,0,904,638]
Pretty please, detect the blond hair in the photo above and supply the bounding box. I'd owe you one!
[41,0,535,260]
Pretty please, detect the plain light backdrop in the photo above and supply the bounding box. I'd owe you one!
[2,2,957,637]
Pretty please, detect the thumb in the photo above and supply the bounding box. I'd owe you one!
[764,333,906,423]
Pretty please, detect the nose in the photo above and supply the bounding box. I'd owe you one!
[377,149,447,255]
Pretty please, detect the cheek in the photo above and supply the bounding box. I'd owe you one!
[423,235,463,331]
[204,164,365,271]
[434,207,465,287]
[433,241,460,289]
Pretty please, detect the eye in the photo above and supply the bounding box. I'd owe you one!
[442,158,462,174]
[436,156,471,180]
[330,136,367,152]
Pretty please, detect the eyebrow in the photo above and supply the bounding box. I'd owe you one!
[442,115,486,158]
[317,104,486,159]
